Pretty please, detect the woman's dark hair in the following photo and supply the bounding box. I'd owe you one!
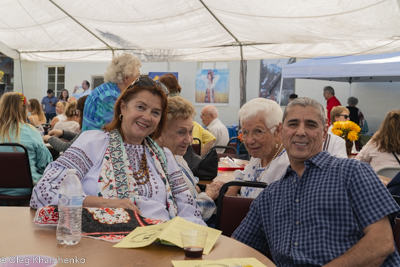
[207,70,214,81]
[77,95,88,128]
[104,77,168,141]
[372,110,400,154]
[58,89,69,101]
[159,73,181,94]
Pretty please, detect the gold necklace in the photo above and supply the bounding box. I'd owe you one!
[133,144,150,185]
[256,143,283,182]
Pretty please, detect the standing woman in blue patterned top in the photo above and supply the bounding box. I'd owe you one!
[82,53,141,132]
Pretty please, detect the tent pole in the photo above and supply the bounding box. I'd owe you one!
[200,0,246,108]
[348,77,353,97]
[239,45,247,107]
[18,52,24,94]
[349,83,351,97]
[278,75,283,106]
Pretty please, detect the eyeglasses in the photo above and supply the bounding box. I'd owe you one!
[128,77,140,88]
[126,77,169,96]
[240,126,276,140]
[200,113,210,118]
[339,115,350,119]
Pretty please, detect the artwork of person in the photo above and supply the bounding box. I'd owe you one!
[201,70,220,103]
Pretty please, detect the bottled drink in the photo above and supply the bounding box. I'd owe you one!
[56,169,83,245]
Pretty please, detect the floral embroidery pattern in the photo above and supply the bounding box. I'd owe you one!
[33,206,58,225]
[87,207,131,224]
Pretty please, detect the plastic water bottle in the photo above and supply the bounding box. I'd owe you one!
[56,169,83,245]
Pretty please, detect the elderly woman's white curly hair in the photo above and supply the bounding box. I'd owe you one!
[103,53,142,84]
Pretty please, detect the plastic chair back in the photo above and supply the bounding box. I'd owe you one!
[212,145,239,159]
[0,143,33,201]
[376,166,400,179]
[192,137,201,155]
[394,218,400,253]
[215,180,267,237]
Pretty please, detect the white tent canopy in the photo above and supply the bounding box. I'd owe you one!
[1,0,400,62]
[281,51,400,83]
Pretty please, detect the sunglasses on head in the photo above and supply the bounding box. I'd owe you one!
[126,77,169,96]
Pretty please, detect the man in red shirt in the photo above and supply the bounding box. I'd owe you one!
[324,86,341,125]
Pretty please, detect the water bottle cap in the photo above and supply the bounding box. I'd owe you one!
[66,169,77,175]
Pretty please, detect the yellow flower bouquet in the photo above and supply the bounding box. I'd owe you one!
[331,121,361,141]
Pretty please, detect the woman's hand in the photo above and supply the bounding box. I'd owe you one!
[48,129,63,137]
[83,196,141,215]
[204,181,225,200]
[43,135,51,143]
[205,181,224,200]
[110,199,141,214]
[205,184,219,200]
[195,185,201,194]
[210,181,224,191]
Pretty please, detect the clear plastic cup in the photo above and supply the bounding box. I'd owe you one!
[180,230,208,259]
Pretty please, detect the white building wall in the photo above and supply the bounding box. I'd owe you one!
[13,59,400,134]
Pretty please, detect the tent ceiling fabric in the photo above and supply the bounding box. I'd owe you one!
[0,0,400,62]
[282,51,400,82]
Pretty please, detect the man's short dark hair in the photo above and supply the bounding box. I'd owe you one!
[289,94,298,99]
[47,89,53,94]
[84,80,90,88]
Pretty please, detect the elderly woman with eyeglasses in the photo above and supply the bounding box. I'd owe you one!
[82,53,141,132]
[31,83,205,225]
[225,98,288,198]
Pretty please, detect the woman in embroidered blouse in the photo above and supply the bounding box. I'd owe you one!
[0,93,52,200]
[28,98,46,126]
[356,110,400,171]
[155,96,223,222]
[225,98,288,198]
[31,83,205,225]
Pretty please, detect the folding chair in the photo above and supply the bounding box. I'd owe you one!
[215,180,267,237]
[394,218,400,253]
[376,166,400,179]
[212,145,239,159]
[192,137,201,155]
[0,143,33,203]
[227,137,238,148]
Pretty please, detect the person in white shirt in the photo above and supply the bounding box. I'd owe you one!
[200,105,229,153]
[72,80,91,99]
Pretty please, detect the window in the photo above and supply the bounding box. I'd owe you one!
[47,66,65,95]
[92,76,104,90]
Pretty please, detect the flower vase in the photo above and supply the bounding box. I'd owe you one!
[345,140,353,156]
